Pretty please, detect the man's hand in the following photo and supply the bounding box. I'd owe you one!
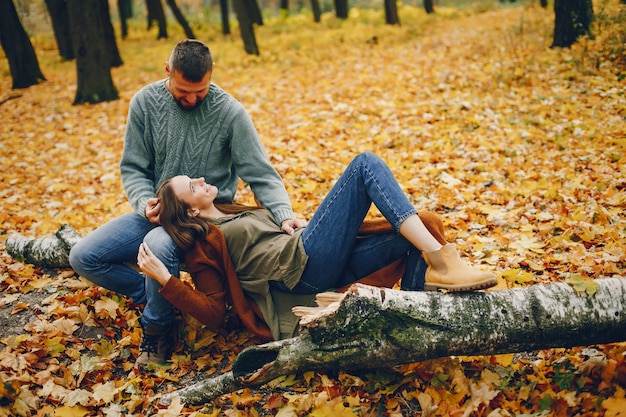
[281,218,308,235]
[145,198,161,225]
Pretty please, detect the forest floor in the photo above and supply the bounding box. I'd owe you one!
[1,1,625,416]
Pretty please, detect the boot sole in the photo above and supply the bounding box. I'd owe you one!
[424,278,498,292]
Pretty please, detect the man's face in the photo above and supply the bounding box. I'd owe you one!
[165,66,211,111]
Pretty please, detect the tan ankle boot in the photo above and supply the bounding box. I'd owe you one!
[423,244,497,292]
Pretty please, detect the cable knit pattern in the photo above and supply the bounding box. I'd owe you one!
[120,80,295,224]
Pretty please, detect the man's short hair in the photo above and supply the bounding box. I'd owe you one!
[169,39,213,82]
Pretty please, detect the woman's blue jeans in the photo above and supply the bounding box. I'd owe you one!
[286,152,427,294]
[69,213,182,328]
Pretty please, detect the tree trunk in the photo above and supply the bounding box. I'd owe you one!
[334,0,348,19]
[99,0,123,67]
[280,0,288,15]
[165,0,196,39]
[424,0,435,14]
[0,0,46,89]
[162,278,626,405]
[232,0,260,55]
[146,0,168,39]
[245,0,263,26]
[551,0,594,48]
[384,0,400,25]
[310,0,321,23]
[6,225,82,269]
[66,0,119,104]
[117,0,133,39]
[44,0,74,60]
[219,0,230,35]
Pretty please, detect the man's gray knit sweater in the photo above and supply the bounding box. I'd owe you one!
[120,80,294,225]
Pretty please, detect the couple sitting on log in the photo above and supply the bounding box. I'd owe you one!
[9,39,497,368]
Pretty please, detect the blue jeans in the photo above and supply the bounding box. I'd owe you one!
[285,152,427,294]
[69,212,182,327]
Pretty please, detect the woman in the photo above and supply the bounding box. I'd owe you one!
[137,153,496,343]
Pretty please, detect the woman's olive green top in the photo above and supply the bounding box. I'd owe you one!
[209,209,310,339]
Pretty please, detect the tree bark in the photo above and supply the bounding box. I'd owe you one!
[44,0,74,60]
[424,0,435,14]
[162,278,626,405]
[0,0,46,89]
[334,0,348,19]
[384,0,400,25]
[219,0,230,35]
[99,0,123,67]
[146,0,168,39]
[310,0,321,23]
[232,0,260,55]
[165,0,196,39]
[117,0,133,39]
[551,0,594,48]
[6,225,82,269]
[66,0,119,104]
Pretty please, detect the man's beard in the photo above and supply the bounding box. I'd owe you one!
[175,96,205,111]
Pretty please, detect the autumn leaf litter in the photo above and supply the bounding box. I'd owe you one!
[0,2,625,416]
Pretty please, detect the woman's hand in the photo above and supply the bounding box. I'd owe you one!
[137,242,171,286]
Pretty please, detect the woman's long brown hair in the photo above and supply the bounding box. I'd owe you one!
[156,178,261,249]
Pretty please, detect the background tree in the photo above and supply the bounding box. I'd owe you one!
[66,0,119,104]
[335,0,348,19]
[44,0,74,60]
[219,0,231,34]
[311,0,321,23]
[246,0,264,26]
[165,0,196,39]
[146,0,168,39]
[232,0,260,55]
[551,0,594,48]
[0,0,46,89]
[424,0,435,14]
[118,0,133,39]
[384,0,400,24]
[99,0,124,67]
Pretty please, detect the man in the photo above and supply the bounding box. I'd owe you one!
[69,39,304,366]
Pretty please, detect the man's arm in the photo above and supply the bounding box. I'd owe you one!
[120,94,157,219]
[228,106,297,225]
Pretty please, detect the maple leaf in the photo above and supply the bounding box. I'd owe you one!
[566,274,599,296]
[64,389,92,407]
[52,317,79,335]
[94,298,120,320]
[92,381,118,404]
[461,382,498,417]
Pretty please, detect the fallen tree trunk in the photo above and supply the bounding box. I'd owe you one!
[162,277,626,405]
[5,225,82,268]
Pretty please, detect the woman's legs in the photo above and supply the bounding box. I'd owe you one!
[294,152,496,294]
[295,152,423,293]
[69,212,154,305]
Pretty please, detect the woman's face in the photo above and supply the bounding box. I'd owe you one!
[170,175,218,213]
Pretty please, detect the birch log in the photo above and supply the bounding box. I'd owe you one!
[162,277,626,405]
[5,225,82,268]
